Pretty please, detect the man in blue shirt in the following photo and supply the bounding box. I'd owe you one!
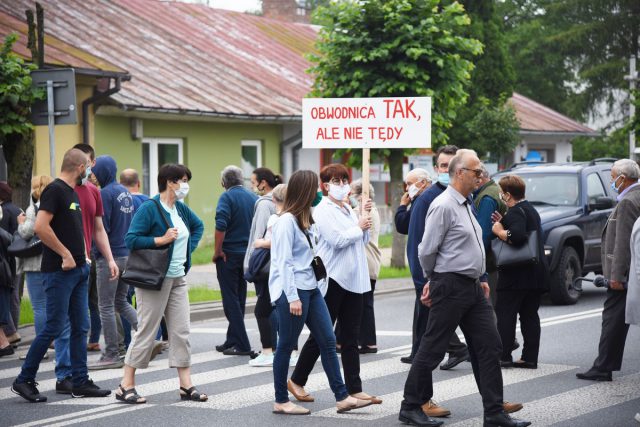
[214,165,258,356]
[403,146,469,372]
[120,169,150,211]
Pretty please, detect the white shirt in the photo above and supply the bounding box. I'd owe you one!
[313,197,371,294]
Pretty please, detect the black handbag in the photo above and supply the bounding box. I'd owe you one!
[121,199,172,291]
[7,231,42,258]
[491,230,539,269]
[244,247,270,283]
[305,231,327,281]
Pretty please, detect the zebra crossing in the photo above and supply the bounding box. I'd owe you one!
[1,302,640,427]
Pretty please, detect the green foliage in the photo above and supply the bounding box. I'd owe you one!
[465,97,520,162]
[448,0,516,152]
[572,129,626,161]
[308,0,482,147]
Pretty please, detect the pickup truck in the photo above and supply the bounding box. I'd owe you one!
[493,160,617,304]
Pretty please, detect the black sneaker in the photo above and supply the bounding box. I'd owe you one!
[11,380,47,402]
[56,377,73,395]
[71,379,112,398]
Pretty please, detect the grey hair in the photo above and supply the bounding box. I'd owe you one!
[612,159,640,180]
[407,168,432,183]
[449,148,478,178]
[350,179,375,198]
[479,163,490,179]
[272,183,287,203]
[221,165,244,188]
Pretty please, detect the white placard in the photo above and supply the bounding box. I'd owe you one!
[302,97,431,149]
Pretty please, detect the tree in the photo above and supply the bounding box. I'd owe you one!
[465,97,520,165]
[0,33,42,209]
[308,0,482,267]
[448,0,517,155]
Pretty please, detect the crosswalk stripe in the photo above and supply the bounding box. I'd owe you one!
[309,363,577,420]
[46,404,154,427]
[447,372,640,427]
[0,350,225,402]
[12,403,151,427]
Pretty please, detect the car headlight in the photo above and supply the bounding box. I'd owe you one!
[544,248,552,257]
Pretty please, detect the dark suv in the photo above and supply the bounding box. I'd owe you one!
[493,159,617,305]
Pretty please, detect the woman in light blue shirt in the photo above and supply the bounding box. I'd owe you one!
[269,170,371,415]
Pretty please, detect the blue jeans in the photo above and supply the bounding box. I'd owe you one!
[17,265,90,387]
[26,271,72,381]
[273,289,348,404]
[216,252,251,351]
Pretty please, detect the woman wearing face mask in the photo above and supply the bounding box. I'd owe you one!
[491,175,549,370]
[270,170,371,415]
[115,164,205,404]
[15,176,53,359]
[288,164,382,407]
[244,168,285,367]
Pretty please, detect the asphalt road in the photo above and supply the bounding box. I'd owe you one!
[2,282,639,427]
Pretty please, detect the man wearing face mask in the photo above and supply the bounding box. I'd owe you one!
[12,148,113,402]
[88,156,137,370]
[395,168,432,235]
[577,158,640,382]
[403,146,469,383]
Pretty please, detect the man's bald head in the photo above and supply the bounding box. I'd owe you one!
[120,168,140,189]
[61,148,89,173]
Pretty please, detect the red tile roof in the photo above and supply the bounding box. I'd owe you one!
[510,92,596,135]
[1,0,317,117]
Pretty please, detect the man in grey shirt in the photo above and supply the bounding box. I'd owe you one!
[398,150,530,427]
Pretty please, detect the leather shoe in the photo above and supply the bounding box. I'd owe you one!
[215,343,231,353]
[287,379,314,402]
[222,347,253,356]
[400,356,414,364]
[421,399,451,417]
[576,368,612,381]
[503,401,523,414]
[439,351,470,370]
[512,360,537,369]
[484,411,531,427]
[399,408,444,426]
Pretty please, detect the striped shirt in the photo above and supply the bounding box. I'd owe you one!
[313,197,371,294]
[418,186,486,280]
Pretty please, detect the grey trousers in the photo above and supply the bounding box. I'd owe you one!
[125,276,191,369]
[3,274,22,336]
[96,257,138,359]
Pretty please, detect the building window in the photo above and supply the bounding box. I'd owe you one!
[241,140,262,187]
[142,138,184,196]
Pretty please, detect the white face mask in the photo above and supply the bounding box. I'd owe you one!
[408,183,420,199]
[328,183,350,201]
[175,182,190,200]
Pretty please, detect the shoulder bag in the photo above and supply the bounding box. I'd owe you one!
[8,205,42,258]
[121,199,172,290]
[491,206,539,269]
[305,231,327,281]
[244,229,271,283]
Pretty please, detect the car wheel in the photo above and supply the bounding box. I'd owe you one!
[549,246,581,305]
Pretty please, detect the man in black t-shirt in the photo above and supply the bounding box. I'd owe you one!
[11,148,114,402]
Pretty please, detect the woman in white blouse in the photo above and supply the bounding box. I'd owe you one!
[269,170,371,415]
[289,164,382,406]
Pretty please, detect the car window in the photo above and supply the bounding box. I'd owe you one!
[587,173,606,204]
[514,174,579,206]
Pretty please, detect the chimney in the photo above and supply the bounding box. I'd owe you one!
[262,0,310,23]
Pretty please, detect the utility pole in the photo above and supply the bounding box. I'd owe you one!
[625,56,638,160]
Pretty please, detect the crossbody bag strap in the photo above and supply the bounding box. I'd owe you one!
[152,199,172,231]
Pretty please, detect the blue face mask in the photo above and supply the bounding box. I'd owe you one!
[611,175,624,193]
[438,173,450,186]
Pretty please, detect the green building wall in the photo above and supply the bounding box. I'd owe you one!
[94,115,282,241]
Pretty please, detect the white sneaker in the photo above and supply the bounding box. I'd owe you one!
[249,352,274,367]
[289,351,299,367]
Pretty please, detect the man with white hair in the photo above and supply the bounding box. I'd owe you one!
[577,158,640,382]
[395,168,431,234]
[399,149,530,427]
[213,165,258,356]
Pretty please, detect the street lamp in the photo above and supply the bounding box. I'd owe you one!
[625,56,638,160]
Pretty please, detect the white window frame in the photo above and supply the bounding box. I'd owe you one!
[241,140,262,186]
[142,138,184,196]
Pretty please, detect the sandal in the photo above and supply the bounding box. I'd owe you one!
[180,386,208,402]
[115,385,146,404]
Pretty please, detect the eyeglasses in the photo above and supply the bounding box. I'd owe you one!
[462,167,483,178]
[329,178,349,185]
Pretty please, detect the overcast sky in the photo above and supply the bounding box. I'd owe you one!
[191,0,261,13]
